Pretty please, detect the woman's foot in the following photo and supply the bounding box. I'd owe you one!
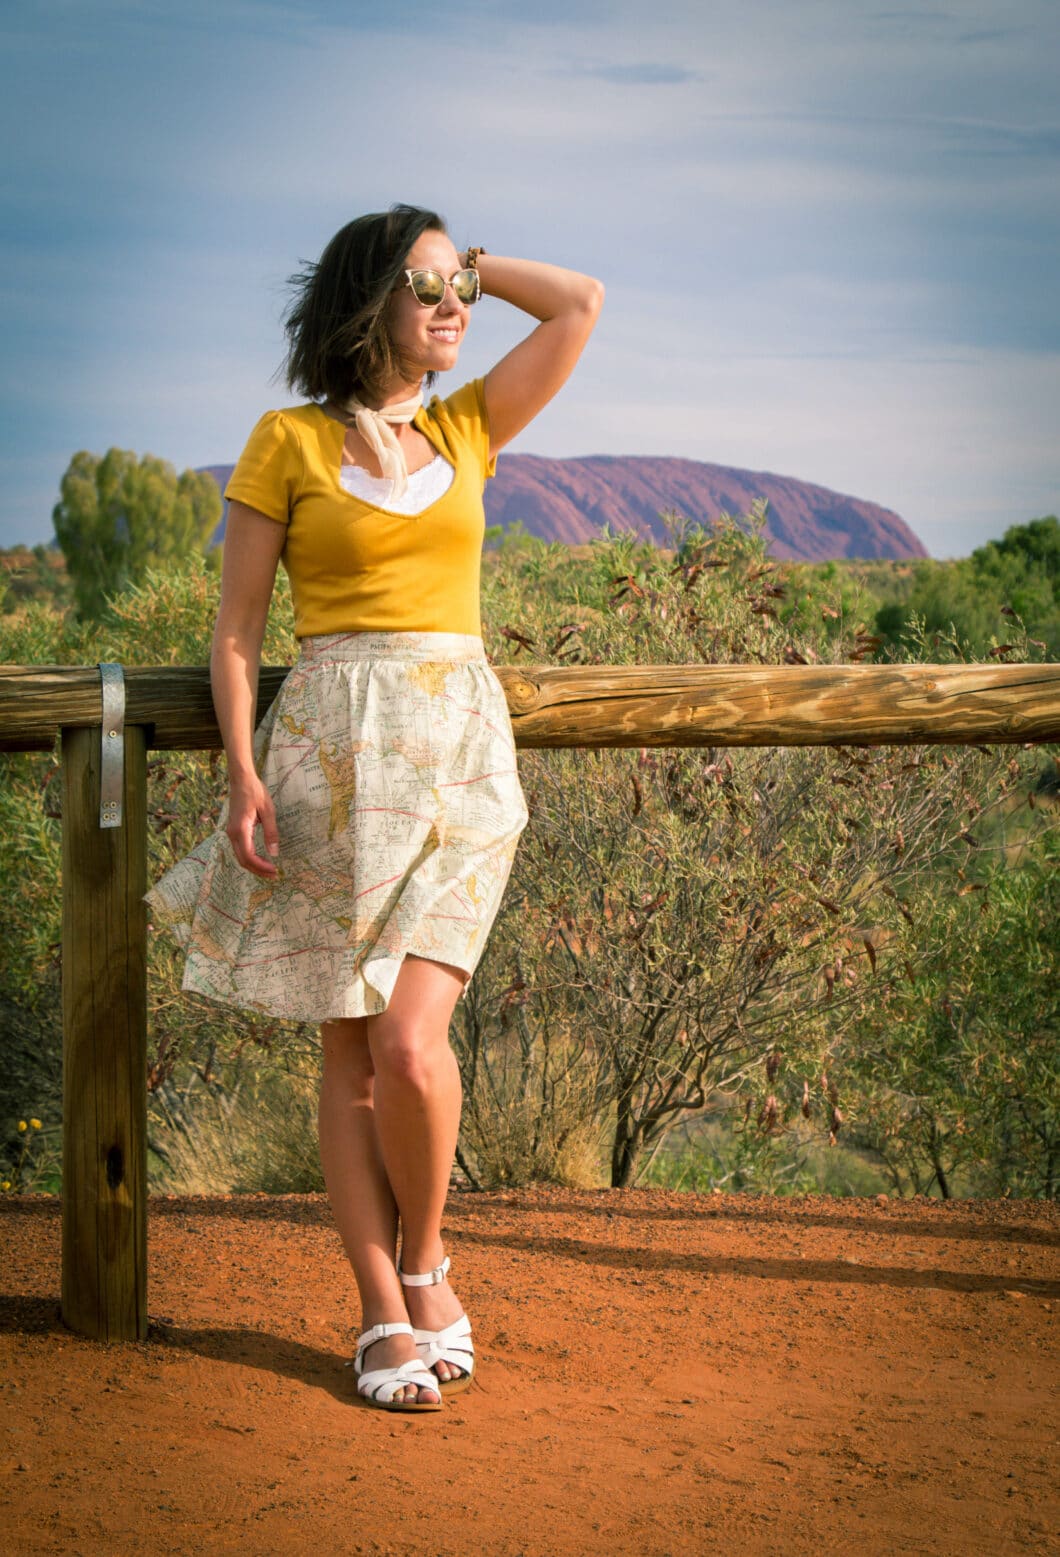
[355,1323,441,1408]
[399,1256,474,1386]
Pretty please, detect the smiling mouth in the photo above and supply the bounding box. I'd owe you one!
[428,328,460,343]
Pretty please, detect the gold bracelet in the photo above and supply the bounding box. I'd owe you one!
[465,246,486,271]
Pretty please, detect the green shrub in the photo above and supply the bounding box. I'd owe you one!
[2,520,1055,1198]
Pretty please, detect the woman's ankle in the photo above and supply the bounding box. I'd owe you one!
[398,1240,447,1278]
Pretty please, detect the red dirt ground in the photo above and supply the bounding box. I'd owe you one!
[1,1187,1058,1555]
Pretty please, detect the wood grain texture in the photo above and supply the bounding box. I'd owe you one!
[2,662,1058,751]
[0,665,288,751]
[493,663,1060,747]
[60,725,148,1342]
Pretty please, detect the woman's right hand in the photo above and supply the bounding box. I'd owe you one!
[211,499,286,879]
[225,775,280,878]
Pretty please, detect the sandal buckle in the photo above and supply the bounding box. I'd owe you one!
[398,1254,451,1287]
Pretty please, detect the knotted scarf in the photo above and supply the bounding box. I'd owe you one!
[338,391,424,500]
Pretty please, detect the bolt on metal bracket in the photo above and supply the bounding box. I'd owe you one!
[98,663,125,828]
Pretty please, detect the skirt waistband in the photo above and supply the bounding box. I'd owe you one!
[297,630,486,665]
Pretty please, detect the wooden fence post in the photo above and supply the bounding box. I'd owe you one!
[60,723,148,1341]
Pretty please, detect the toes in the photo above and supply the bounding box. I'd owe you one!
[388,1382,440,1406]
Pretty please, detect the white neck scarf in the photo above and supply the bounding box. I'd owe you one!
[338,391,423,499]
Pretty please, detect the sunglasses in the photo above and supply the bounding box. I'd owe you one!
[402,267,481,307]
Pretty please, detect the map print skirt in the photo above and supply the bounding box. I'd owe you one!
[146,631,530,1021]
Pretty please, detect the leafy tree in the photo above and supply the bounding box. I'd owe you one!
[52,449,221,618]
[834,826,1059,1199]
[460,511,1028,1189]
[970,516,1060,640]
[874,517,1060,659]
[974,515,1060,584]
[0,559,300,1191]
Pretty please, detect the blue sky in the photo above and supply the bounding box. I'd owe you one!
[2,0,1057,556]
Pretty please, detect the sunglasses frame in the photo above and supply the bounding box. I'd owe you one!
[402,267,482,307]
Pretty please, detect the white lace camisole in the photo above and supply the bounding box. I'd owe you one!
[339,453,455,515]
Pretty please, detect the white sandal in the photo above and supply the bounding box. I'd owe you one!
[399,1255,475,1396]
[350,1321,443,1412]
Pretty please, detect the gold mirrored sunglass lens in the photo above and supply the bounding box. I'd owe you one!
[407,269,479,305]
[450,269,480,302]
[409,270,446,304]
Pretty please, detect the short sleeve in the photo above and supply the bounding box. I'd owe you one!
[224,411,301,524]
[430,378,496,481]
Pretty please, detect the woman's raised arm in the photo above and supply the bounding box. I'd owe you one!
[474,253,604,457]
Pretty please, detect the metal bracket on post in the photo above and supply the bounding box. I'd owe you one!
[98,662,125,829]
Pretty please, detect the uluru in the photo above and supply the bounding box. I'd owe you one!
[203,452,927,561]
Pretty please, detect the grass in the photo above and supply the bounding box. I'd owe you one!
[147,1062,326,1196]
[640,1114,894,1197]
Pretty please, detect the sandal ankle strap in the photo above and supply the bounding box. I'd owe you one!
[356,1320,414,1350]
[398,1254,451,1287]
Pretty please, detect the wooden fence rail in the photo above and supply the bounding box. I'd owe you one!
[498,662,1060,747]
[2,661,1060,750]
[1,661,1058,1343]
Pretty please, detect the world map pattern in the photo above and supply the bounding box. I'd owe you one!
[146,632,529,1021]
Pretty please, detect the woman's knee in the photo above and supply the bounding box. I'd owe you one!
[369,1019,451,1094]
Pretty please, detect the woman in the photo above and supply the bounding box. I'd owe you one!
[147,204,603,1412]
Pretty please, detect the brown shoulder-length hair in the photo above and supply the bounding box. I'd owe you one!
[282,203,448,404]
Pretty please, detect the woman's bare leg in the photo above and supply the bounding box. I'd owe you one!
[366,954,472,1384]
[318,954,469,1403]
[318,1012,439,1405]
[318,1016,400,1302]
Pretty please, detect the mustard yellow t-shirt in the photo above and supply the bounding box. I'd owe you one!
[224,378,496,639]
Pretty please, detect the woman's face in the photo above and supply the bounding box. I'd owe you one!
[386,229,470,384]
